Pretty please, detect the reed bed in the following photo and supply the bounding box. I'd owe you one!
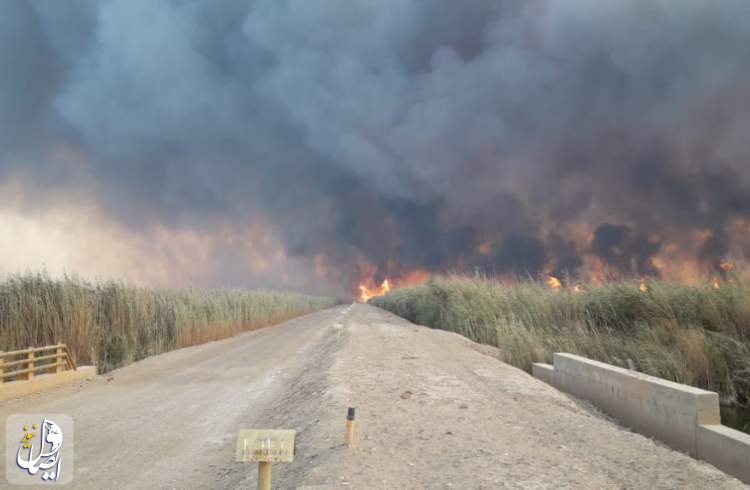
[371,274,750,406]
[0,272,337,372]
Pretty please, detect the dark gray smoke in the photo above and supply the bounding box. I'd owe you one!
[2,1,750,294]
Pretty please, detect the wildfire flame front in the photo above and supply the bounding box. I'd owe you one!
[359,279,391,302]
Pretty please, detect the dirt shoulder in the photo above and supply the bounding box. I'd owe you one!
[238,304,747,490]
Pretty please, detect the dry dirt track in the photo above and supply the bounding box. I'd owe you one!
[1,304,747,489]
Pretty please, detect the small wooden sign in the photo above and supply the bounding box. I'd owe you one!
[235,429,296,463]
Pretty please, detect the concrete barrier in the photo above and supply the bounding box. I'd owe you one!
[697,424,750,484]
[531,362,554,385]
[532,353,750,484]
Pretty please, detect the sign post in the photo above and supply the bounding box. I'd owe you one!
[235,429,295,490]
[257,461,272,490]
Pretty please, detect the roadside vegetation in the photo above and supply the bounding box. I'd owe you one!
[0,272,337,372]
[371,275,750,408]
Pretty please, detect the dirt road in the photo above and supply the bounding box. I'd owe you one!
[0,308,337,489]
[1,304,746,489]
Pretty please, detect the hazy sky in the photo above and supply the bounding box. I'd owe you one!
[2,1,750,295]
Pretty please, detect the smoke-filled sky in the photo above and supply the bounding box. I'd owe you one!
[2,1,750,296]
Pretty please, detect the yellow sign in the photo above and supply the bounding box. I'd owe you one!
[235,430,295,463]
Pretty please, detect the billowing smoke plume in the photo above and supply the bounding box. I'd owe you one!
[2,1,750,295]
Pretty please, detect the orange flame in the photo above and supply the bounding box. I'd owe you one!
[711,276,720,289]
[720,261,736,272]
[639,279,649,292]
[359,279,390,302]
[546,275,562,291]
[573,284,585,293]
[357,267,431,302]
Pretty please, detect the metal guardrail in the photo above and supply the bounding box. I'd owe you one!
[0,344,77,383]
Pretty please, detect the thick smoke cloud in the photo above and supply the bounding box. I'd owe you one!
[2,1,750,293]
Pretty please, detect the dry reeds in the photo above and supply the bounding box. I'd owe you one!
[0,272,337,373]
[371,274,750,405]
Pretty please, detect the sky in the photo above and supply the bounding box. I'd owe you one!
[2,1,750,296]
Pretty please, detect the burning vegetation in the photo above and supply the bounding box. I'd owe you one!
[356,268,432,302]
[359,279,390,303]
[357,257,742,302]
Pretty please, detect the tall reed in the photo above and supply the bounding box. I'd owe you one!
[0,272,337,372]
[371,275,750,405]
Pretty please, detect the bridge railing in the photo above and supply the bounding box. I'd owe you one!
[0,344,77,383]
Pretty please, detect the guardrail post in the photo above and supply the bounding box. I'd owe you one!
[27,350,35,380]
[56,346,65,373]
